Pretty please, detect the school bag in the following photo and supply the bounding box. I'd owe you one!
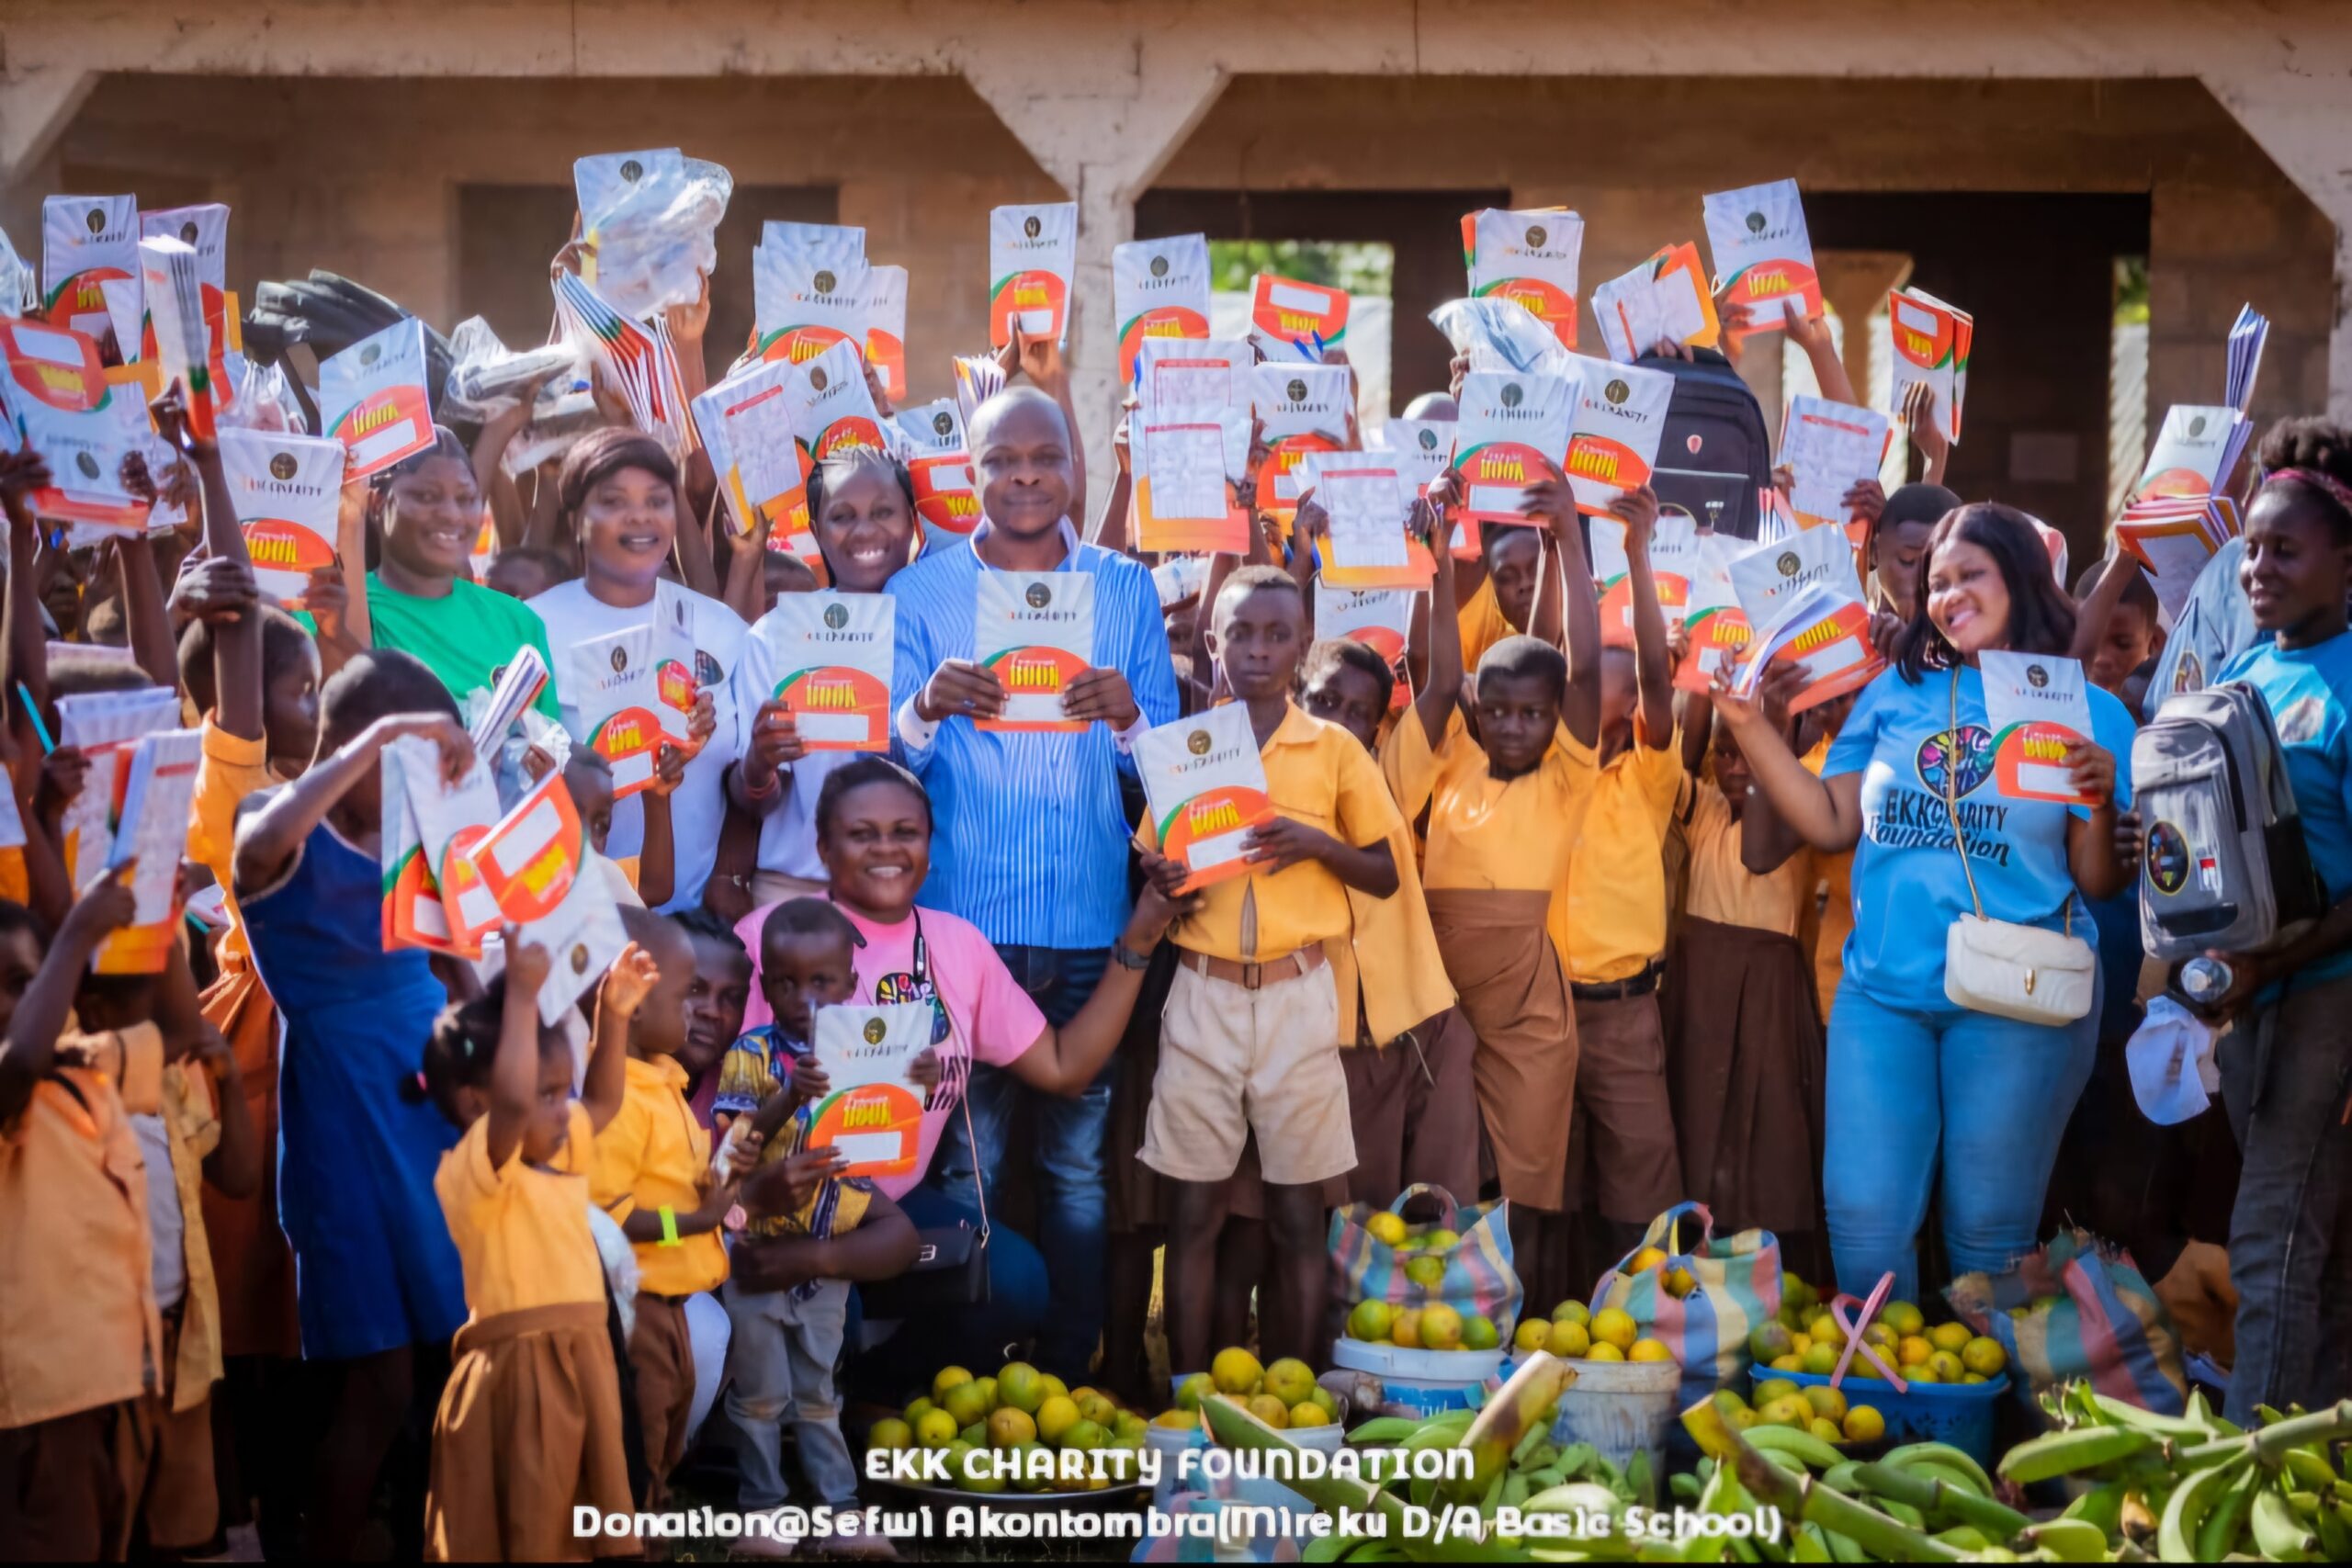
[1638,347,1771,538]
[2132,681,2327,961]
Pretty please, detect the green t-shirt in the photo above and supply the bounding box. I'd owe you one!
[361,574,562,718]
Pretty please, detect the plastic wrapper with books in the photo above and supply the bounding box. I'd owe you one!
[574,149,733,322]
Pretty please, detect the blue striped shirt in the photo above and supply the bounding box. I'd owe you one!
[890,519,1178,949]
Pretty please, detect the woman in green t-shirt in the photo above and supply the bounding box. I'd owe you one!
[362,426,560,716]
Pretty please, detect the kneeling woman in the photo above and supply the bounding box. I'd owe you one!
[729,756,1182,1380]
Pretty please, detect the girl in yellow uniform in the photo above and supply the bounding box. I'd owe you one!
[414,936,658,1562]
[1664,671,1828,1280]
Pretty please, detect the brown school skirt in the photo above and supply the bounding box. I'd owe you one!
[1427,889,1577,1213]
[425,1302,636,1562]
[197,962,300,1360]
[1662,917,1826,1244]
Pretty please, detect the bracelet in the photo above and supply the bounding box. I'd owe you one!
[741,764,781,803]
[657,1204,682,1247]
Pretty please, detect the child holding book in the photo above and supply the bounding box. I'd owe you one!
[232,650,479,1558]
[414,934,649,1562]
[587,908,752,1504]
[1384,472,1605,1290]
[1136,566,1403,1372]
[712,897,921,1559]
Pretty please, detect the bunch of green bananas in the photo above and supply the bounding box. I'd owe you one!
[1994,1382,2352,1561]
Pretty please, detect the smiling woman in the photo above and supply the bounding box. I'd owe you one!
[529,429,749,912]
[361,426,562,721]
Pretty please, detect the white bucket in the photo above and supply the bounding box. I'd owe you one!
[1548,1357,1681,1472]
[1330,1337,1507,1418]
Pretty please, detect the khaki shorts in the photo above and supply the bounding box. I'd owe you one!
[1141,958,1354,1187]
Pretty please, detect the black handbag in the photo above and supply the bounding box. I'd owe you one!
[854,913,991,1316]
[856,1089,990,1314]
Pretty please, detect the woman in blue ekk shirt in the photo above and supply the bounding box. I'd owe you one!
[1713,503,2137,1301]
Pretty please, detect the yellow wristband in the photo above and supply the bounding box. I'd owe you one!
[657,1205,682,1247]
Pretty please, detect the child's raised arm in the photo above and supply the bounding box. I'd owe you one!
[1615,484,1675,751]
[0,864,135,1125]
[232,713,473,898]
[1,451,51,752]
[1521,468,1602,748]
[158,386,265,743]
[585,941,658,1134]
[485,931,551,1170]
[1416,479,1465,748]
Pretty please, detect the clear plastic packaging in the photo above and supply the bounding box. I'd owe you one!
[441,315,584,422]
[0,227,31,319]
[500,389,605,478]
[1429,297,1571,378]
[573,150,733,321]
[214,351,309,435]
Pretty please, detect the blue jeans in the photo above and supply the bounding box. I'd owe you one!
[931,943,1113,1382]
[1823,982,2098,1303]
[850,1183,1050,1397]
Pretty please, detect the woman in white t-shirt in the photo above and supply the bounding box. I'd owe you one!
[729,446,923,902]
[530,428,746,911]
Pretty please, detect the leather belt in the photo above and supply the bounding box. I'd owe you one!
[1180,944,1329,992]
[1570,958,1663,1002]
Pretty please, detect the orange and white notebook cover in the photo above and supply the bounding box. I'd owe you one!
[218,429,344,606]
[759,591,895,752]
[974,570,1094,732]
[1136,701,1274,894]
[807,1002,933,1179]
[1463,207,1583,350]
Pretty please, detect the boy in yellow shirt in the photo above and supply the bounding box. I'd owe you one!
[1137,566,1403,1375]
[1559,490,1688,1255]
[589,908,752,1502]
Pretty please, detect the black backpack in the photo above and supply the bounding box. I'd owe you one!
[1639,347,1771,538]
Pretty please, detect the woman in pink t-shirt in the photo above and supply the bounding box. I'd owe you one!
[729,756,1181,1378]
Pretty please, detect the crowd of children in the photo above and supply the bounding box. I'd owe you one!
[0,167,2349,1568]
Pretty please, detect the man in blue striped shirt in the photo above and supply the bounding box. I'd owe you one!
[890,383,1178,1380]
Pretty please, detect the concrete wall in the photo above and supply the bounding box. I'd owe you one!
[32,74,1058,407]
[3,0,2347,479]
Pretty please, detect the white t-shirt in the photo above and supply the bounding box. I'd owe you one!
[530,578,749,911]
[730,604,861,883]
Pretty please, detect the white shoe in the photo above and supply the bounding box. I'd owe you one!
[730,1505,798,1559]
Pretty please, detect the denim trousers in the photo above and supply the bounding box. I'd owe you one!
[1822,980,2099,1303]
[930,943,1113,1382]
[719,1278,857,1511]
[2221,969,2352,1425]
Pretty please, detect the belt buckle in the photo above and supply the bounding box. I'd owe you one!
[1240,961,1262,991]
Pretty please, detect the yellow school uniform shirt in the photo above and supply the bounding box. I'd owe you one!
[589,1055,729,1297]
[1683,780,1810,939]
[1136,703,1404,965]
[1383,706,1600,968]
[1562,728,1687,983]
[1325,807,1456,1049]
[0,1023,164,1429]
[1457,579,1512,674]
[0,847,27,908]
[435,1100,606,1320]
[187,717,272,967]
[1799,735,1854,1021]
[156,1062,225,1411]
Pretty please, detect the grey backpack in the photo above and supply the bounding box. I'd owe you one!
[2133,682,2326,960]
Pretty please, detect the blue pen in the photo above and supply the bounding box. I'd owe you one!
[16,682,52,755]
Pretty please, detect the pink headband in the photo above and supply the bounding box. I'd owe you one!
[2265,466,2352,516]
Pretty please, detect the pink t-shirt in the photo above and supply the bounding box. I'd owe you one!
[735,899,1047,1199]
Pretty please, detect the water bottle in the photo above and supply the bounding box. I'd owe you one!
[2181,955,2233,1005]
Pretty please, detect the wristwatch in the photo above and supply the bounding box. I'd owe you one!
[1110,939,1153,972]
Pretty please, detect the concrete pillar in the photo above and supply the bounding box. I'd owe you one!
[959,51,1227,491]
[0,65,96,252]
[1815,251,1913,406]
[2201,51,2352,419]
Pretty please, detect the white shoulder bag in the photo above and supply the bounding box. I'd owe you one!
[1939,671,2098,1025]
